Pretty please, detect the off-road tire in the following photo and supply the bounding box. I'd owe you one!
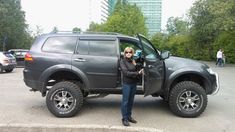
[169,81,207,118]
[46,81,83,117]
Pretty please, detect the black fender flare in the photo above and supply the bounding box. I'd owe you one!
[39,64,90,96]
[164,68,212,99]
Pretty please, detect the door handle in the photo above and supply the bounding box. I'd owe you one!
[74,58,86,62]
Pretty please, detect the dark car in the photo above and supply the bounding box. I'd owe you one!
[23,32,219,118]
[8,49,29,67]
[0,52,17,72]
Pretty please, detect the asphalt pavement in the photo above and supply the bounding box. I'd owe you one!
[0,62,235,132]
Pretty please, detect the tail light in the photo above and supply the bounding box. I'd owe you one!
[25,52,33,62]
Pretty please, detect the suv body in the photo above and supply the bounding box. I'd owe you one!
[23,32,219,118]
[0,52,17,72]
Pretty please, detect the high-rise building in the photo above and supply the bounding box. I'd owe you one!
[103,0,162,36]
[127,0,162,36]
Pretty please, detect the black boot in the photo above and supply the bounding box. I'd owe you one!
[128,117,137,123]
[122,119,130,126]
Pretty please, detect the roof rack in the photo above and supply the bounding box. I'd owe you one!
[50,31,120,35]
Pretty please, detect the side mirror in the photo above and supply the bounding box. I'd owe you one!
[161,51,170,60]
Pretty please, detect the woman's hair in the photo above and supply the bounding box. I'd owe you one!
[124,47,135,56]
[123,47,136,65]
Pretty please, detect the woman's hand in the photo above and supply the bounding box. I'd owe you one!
[138,69,144,74]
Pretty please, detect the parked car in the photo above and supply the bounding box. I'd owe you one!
[0,52,17,72]
[8,49,29,67]
[23,32,219,118]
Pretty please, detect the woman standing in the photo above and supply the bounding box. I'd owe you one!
[120,47,143,126]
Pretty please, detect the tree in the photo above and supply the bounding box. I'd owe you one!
[87,22,104,32]
[104,1,147,36]
[166,17,189,35]
[72,27,81,33]
[188,0,235,62]
[35,25,43,37]
[87,0,147,36]
[0,0,32,50]
[51,26,58,33]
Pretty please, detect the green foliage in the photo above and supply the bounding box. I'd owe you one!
[86,0,235,63]
[87,0,147,36]
[214,30,235,63]
[151,32,191,58]
[87,22,105,32]
[72,27,81,33]
[166,17,189,35]
[188,0,235,62]
[150,32,168,51]
[0,0,33,51]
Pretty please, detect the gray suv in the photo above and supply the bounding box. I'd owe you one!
[23,32,219,118]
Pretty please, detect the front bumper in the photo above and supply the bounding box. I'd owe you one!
[0,64,16,70]
[211,72,220,95]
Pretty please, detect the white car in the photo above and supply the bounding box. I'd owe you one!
[0,52,17,73]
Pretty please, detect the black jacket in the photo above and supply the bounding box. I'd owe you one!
[120,58,139,84]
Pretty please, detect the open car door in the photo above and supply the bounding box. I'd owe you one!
[137,34,165,96]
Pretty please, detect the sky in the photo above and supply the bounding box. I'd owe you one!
[21,0,195,34]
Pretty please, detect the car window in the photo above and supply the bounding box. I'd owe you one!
[89,41,116,56]
[77,40,117,56]
[140,36,159,61]
[77,41,89,55]
[119,39,142,59]
[3,52,14,58]
[42,36,77,54]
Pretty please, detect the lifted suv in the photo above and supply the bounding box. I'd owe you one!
[23,32,219,118]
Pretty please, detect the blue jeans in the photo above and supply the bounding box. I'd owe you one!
[121,83,137,120]
[216,58,223,67]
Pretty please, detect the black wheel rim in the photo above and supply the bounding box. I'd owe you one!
[177,90,202,111]
[53,90,75,111]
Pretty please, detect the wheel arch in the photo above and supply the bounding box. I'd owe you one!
[165,71,212,100]
[39,64,90,97]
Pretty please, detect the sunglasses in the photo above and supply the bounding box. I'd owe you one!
[125,51,132,54]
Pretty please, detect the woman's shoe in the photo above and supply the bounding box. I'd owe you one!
[122,119,130,126]
[128,117,137,123]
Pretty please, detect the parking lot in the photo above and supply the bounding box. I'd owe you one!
[0,62,235,132]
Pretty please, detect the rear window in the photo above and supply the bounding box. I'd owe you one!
[42,36,77,54]
[77,40,117,56]
[3,52,14,58]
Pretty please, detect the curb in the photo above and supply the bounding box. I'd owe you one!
[0,123,165,132]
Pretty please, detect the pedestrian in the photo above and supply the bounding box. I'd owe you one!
[216,49,223,67]
[119,47,143,126]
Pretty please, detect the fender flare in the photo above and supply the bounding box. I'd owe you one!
[164,68,212,99]
[39,64,90,96]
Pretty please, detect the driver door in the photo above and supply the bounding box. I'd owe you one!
[137,34,165,96]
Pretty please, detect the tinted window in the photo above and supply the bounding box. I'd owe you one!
[77,40,116,56]
[42,36,77,54]
[3,52,14,58]
[89,41,116,56]
[77,41,89,55]
[140,36,159,61]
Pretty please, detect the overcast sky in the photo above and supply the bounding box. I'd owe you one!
[21,0,195,33]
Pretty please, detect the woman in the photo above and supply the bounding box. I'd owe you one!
[120,47,143,126]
